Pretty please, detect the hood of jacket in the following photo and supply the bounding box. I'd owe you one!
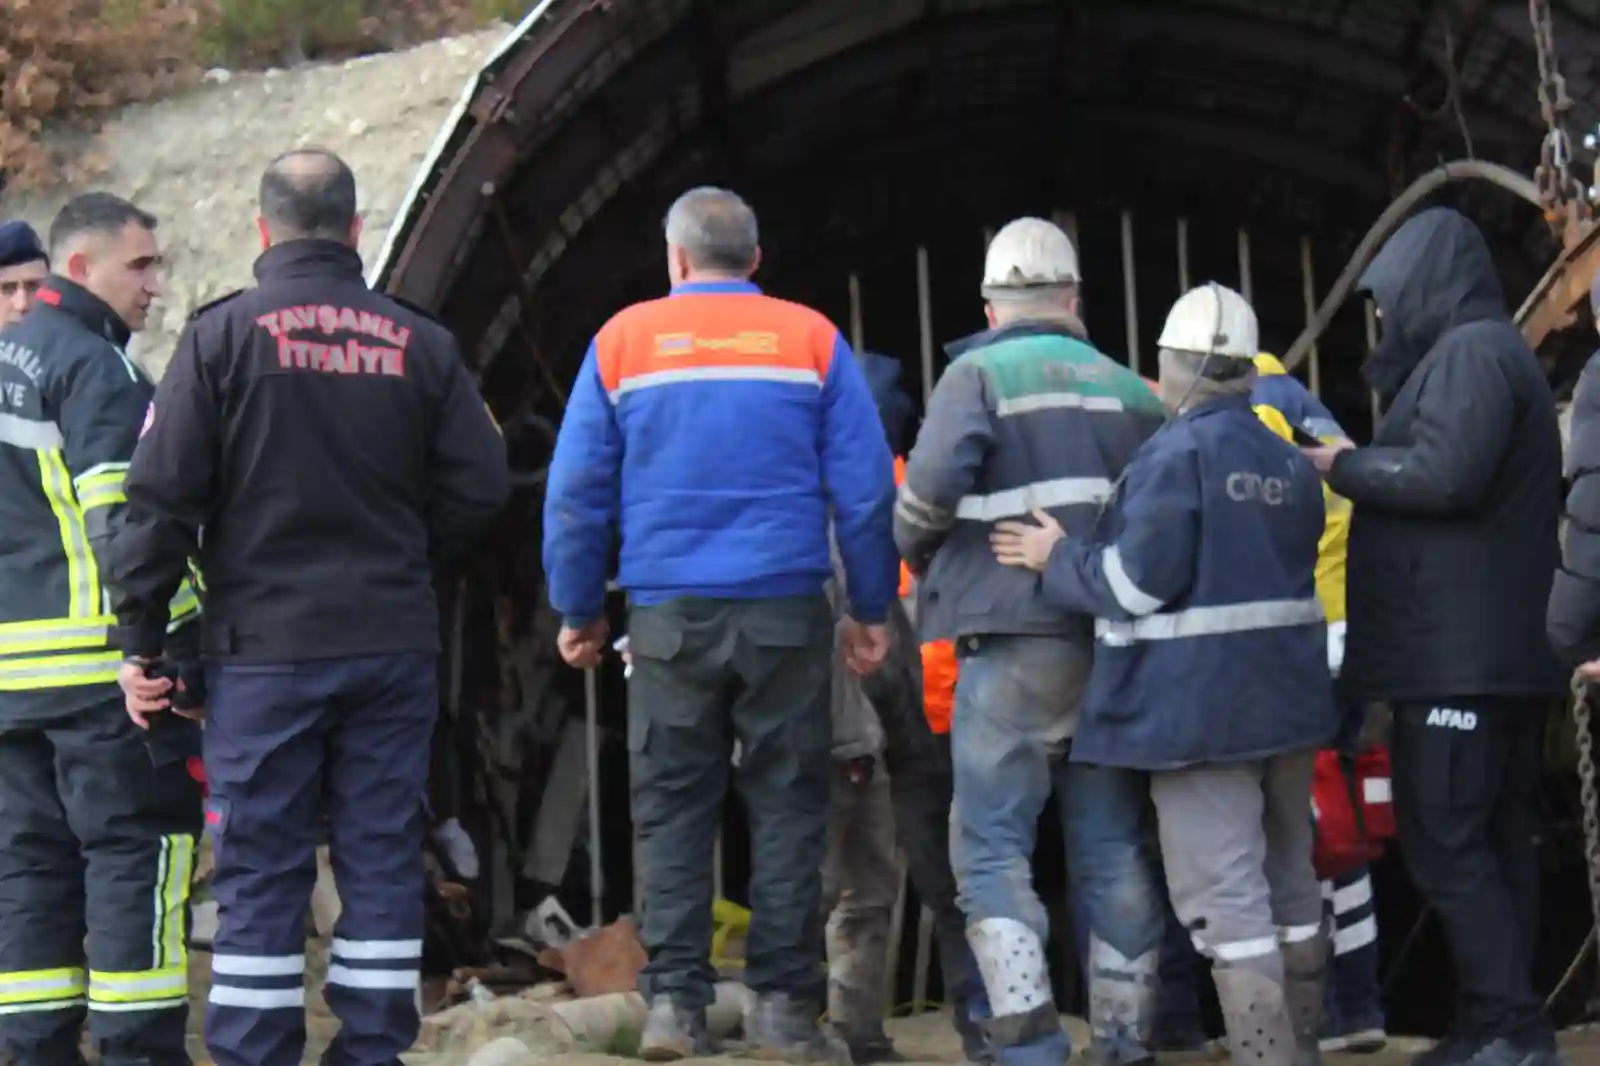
[1357,206,1507,405]
[860,349,916,456]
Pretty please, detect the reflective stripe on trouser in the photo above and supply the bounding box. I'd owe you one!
[0,699,203,1066]
[204,654,437,1066]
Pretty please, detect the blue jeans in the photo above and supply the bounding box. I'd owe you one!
[950,636,1164,1066]
[1144,866,1384,1045]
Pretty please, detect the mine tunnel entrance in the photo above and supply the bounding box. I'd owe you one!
[376,0,1600,1036]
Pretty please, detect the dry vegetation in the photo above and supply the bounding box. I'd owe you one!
[0,0,525,190]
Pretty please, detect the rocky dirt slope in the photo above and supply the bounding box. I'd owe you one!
[0,26,510,376]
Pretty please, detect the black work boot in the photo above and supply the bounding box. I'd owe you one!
[1412,1030,1485,1066]
[638,996,714,1062]
[828,1022,904,1065]
[1458,1037,1564,1066]
[742,992,848,1064]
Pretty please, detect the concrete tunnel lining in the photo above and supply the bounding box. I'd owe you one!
[377,0,1600,1023]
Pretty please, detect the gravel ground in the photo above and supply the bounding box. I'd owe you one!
[0,27,510,378]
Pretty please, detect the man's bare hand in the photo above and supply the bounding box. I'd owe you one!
[558,618,610,669]
[119,658,171,730]
[840,619,890,677]
[1302,439,1355,476]
[1578,658,1600,683]
[991,508,1065,572]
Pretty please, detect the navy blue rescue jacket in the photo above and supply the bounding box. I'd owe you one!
[1042,393,1338,770]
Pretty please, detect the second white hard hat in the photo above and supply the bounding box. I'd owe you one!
[982,217,1081,296]
[1156,283,1258,359]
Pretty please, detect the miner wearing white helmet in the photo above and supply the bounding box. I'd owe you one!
[991,283,1339,1066]
[895,217,1167,1066]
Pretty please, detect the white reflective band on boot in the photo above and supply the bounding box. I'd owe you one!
[1097,598,1324,645]
[967,917,1052,1017]
[1199,935,1279,963]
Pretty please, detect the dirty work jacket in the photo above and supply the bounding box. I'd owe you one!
[1042,393,1338,770]
[1251,354,1351,673]
[1328,207,1565,702]
[0,278,199,720]
[895,321,1164,643]
[1550,348,1600,666]
[544,280,898,628]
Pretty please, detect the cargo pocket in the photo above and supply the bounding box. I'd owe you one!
[626,607,686,662]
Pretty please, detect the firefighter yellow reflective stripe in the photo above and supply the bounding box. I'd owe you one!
[0,967,86,1011]
[0,615,114,655]
[168,578,201,630]
[0,651,121,689]
[87,966,186,1009]
[153,834,195,972]
[37,450,98,617]
[74,462,129,512]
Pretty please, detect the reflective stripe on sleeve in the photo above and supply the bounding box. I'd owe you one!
[1101,546,1164,616]
[1096,598,1325,646]
[38,449,98,617]
[168,579,202,630]
[73,463,129,512]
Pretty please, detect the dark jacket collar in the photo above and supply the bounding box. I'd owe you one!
[33,277,131,348]
[1182,392,1254,420]
[253,239,366,283]
[945,319,1085,360]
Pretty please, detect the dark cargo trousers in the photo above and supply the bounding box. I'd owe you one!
[627,595,835,1014]
[202,654,438,1066]
[0,696,204,1066]
[1391,699,1551,1049]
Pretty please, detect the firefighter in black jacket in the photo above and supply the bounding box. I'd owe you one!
[108,149,509,1066]
[0,193,204,1066]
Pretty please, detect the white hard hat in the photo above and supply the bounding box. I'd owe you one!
[1156,283,1258,359]
[982,217,1080,296]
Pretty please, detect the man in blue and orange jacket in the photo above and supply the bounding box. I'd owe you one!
[542,186,898,1062]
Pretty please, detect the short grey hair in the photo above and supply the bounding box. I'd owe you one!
[663,187,759,273]
[1157,347,1256,411]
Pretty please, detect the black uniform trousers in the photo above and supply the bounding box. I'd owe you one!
[0,695,204,1066]
[1391,699,1552,1047]
[626,594,835,1015]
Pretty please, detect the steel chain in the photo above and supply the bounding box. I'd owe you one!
[1530,0,1589,229]
[1572,674,1600,1011]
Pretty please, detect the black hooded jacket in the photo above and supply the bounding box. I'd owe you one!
[1327,207,1565,702]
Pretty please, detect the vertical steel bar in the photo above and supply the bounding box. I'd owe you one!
[848,273,864,355]
[1301,235,1321,396]
[1177,217,1191,293]
[1365,297,1381,427]
[584,666,602,928]
[917,246,935,404]
[1121,210,1140,374]
[1237,228,1253,306]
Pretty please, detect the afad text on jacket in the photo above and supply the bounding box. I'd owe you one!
[543,280,898,627]
[0,278,200,721]
[1040,393,1338,770]
[110,240,509,663]
[1328,207,1565,701]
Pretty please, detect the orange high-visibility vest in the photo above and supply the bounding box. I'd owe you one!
[894,456,958,734]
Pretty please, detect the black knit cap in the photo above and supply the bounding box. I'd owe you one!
[0,221,47,270]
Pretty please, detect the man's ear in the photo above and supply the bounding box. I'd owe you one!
[748,245,762,276]
[64,251,92,284]
[350,213,364,247]
[256,216,271,251]
[984,302,999,329]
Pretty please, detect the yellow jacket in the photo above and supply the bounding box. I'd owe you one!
[1250,354,1350,669]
